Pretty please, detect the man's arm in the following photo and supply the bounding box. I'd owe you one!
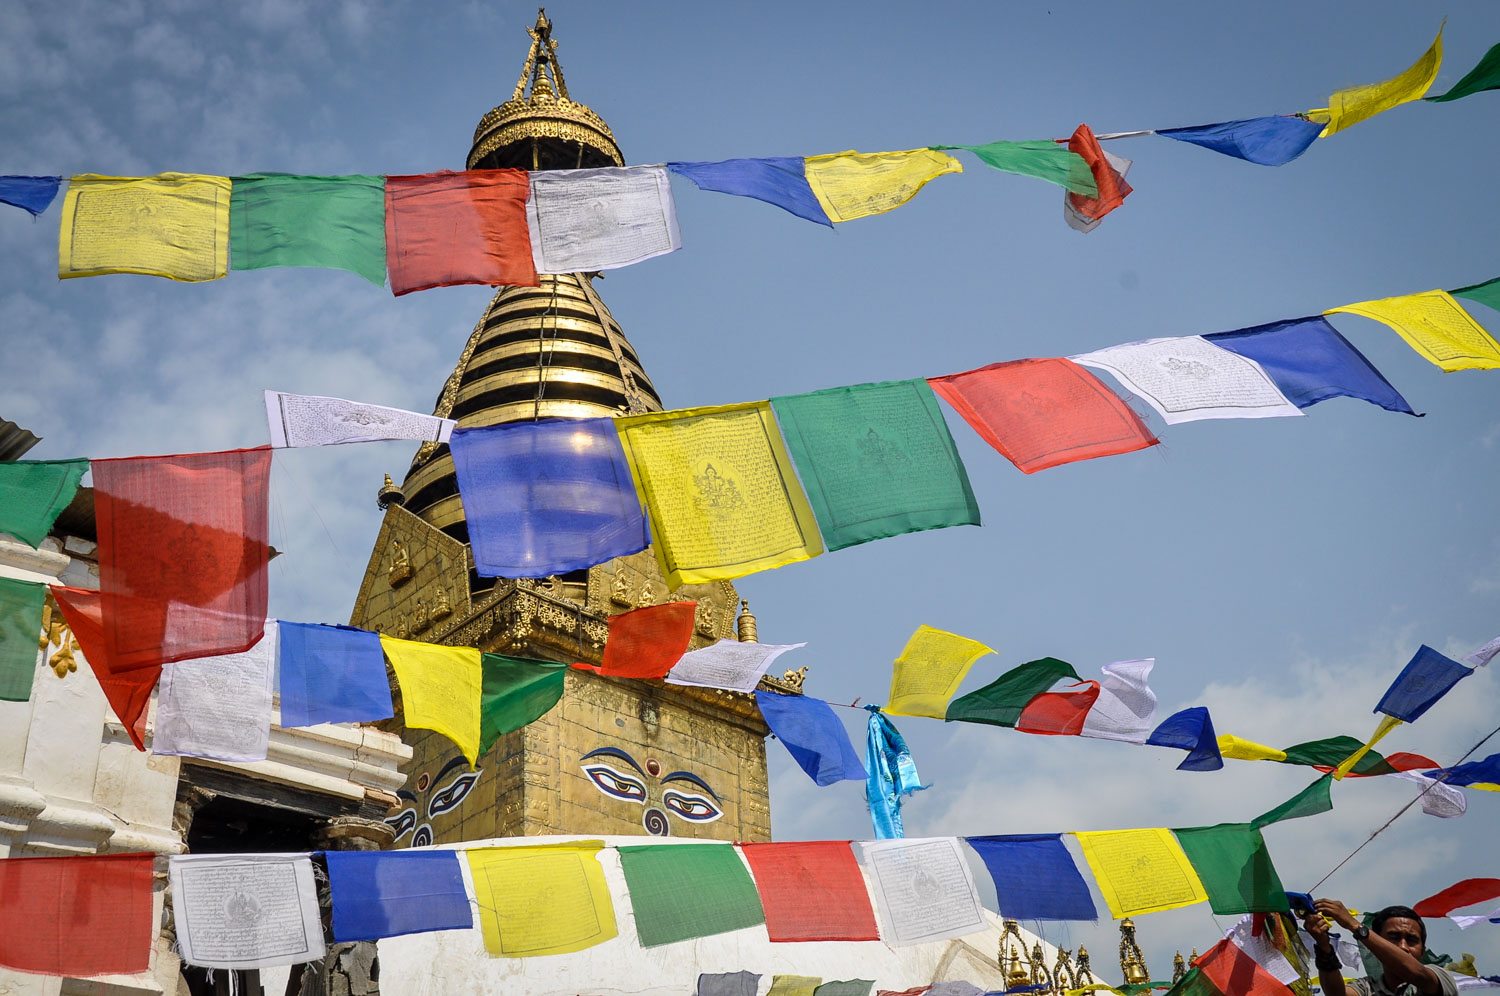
[1302,903,1357,996]
[1314,900,1447,996]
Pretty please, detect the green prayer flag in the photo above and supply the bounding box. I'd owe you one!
[0,459,87,548]
[479,653,567,754]
[934,141,1099,196]
[812,983,874,996]
[1163,967,1221,996]
[944,657,1079,727]
[616,843,765,947]
[770,379,980,552]
[1452,276,1500,314]
[1253,774,1334,827]
[0,578,45,702]
[1172,823,1288,915]
[230,174,386,285]
[1427,42,1500,102]
[1281,735,1399,775]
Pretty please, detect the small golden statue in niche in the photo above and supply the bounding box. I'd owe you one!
[694,599,716,638]
[610,569,633,606]
[638,577,659,607]
[388,538,413,587]
[394,614,409,640]
[431,584,453,622]
[413,598,429,633]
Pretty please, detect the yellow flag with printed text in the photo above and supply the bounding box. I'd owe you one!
[466,843,617,957]
[1217,734,1288,763]
[1333,715,1403,780]
[803,149,963,223]
[886,624,994,718]
[379,636,482,767]
[1306,26,1443,136]
[59,173,231,281]
[1327,290,1500,371]
[615,402,823,587]
[1074,828,1209,918]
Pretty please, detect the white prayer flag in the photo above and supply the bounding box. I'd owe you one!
[860,837,986,946]
[526,166,682,274]
[1225,914,1300,985]
[1451,905,1500,929]
[1389,769,1468,819]
[170,853,324,969]
[1463,635,1500,669]
[1072,336,1303,424]
[1064,150,1131,233]
[1079,658,1157,744]
[264,390,455,448]
[154,622,277,762]
[664,639,806,693]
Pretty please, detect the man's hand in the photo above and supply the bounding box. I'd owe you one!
[1315,898,1361,933]
[1303,904,1336,951]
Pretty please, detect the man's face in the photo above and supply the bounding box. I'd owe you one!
[1378,917,1425,960]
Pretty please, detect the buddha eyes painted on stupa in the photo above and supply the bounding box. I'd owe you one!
[579,746,723,835]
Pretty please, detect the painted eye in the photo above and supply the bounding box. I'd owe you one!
[412,824,433,848]
[386,808,417,841]
[581,763,647,803]
[662,789,723,823]
[428,771,481,818]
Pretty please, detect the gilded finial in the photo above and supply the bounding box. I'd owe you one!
[736,599,758,642]
[1119,918,1150,986]
[377,473,405,510]
[1076,946,1095,986]
[1173,950,1186,984]
[999,919,1032,988]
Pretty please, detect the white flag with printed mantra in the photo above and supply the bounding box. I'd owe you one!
[527,165,682,274]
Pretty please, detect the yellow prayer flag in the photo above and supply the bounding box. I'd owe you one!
[379,635,483,768]
[765,977,823,996]
[465,842,617,957]
[1332,715,1403,780]
[886,624,994,718]
[1305,26,1443,137]
[1073,828,1209,918]
[58,174,231,281]
[615,402,823,587]
[803,149,963,223]
[1327,290,1500,371]
[1217,734,1288,763]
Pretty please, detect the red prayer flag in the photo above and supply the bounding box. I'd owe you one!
[1311,750,1439,778]
[929,358,1158,474]
[384,170,538,296]
[598,602,697,678]
[740,840,880,942]
[1015,680,1101,735]
[0,852,154,976]
[1195,937,1287,996]
[50,586,157,749]
[1414,878,1500,917]
[1067,123,1132,222]
[92,447,271,673]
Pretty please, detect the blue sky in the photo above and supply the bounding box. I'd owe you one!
[3,0,1499,977]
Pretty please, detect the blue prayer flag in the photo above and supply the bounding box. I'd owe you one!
[278,621,393,727]
[1157,116,1324,166]
[755,691,866,787]
[1376,645,1472,723]
[451,418,649,578]
[865,705,926,839]
[325,850,472,942]
[0,176,62,217]
[1430,751,1500,788]
[1206,317,1418,415]
[668,158,833,227]
[1147,707,1223,771]
[966,834,1098,921]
